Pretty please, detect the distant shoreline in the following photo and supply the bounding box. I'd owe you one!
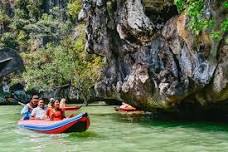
[0,102,19,105]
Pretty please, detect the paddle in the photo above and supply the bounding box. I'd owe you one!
[18,101,25,106]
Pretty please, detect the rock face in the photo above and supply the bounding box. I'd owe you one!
[0,48,24,77]
[81,0,228,111]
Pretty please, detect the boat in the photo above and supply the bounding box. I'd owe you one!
[114,103,137,112]
[115,108,145,115]
[18,112,90,134]
[63,105,81,111]
[114,103,145,115]
[114,107,137,112]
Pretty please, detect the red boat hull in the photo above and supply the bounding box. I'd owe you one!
[63,106,81,111]
[18,113,90,134]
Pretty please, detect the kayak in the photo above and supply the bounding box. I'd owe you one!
[114,106,136,112]
[114,107,145,115]
[18,112,90,134]
[115,109,145,115]
[63,106,81,111]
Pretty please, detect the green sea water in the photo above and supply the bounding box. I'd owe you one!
[1,105,228,152]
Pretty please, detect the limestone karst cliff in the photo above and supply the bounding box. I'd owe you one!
[80,0,228,112]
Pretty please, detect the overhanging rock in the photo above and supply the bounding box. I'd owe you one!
[0,48,24,78]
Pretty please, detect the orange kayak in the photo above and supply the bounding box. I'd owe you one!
[115,103,136,112]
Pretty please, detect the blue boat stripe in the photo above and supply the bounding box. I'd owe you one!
[19,112,85,131]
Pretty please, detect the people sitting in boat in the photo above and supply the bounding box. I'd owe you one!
[60,98,66,109]
[21,95,39,120]
[48,99,65,121]
[30,98,47,120]
[119,102,136,111]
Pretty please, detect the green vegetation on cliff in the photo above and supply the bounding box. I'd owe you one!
[174,0,227,39]
[0,0,104,98]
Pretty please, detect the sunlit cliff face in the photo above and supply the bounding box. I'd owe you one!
[80,0,228,114]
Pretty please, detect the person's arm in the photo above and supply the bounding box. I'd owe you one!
[21,105,30,120]
[21,105,28,115]
[49,110,54,121]
[30,109,36,120]
[42,108,48,120]
[46,109,51,120]
[42,114,48,120]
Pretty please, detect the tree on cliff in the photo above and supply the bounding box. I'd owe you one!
[0,0,104,100]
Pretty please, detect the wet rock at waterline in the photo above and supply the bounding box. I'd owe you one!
[81,0,228,111]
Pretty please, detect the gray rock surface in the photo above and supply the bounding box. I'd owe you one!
[0,48,24,78]
[81,0,228,111]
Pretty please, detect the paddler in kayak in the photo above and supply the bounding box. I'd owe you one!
[120,102,136,111]
[30,98,47,120]
[48,99,65,121]
[114,102,136,111]
[21,95,39,120]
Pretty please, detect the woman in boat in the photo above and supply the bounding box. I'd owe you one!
[48,99,65,121]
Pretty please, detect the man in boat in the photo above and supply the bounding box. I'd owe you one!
[21,95,39,120]
[30,98,47,120]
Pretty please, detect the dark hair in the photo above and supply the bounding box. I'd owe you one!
[32,95,39,99]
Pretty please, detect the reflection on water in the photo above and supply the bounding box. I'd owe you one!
[1,105,228,152]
